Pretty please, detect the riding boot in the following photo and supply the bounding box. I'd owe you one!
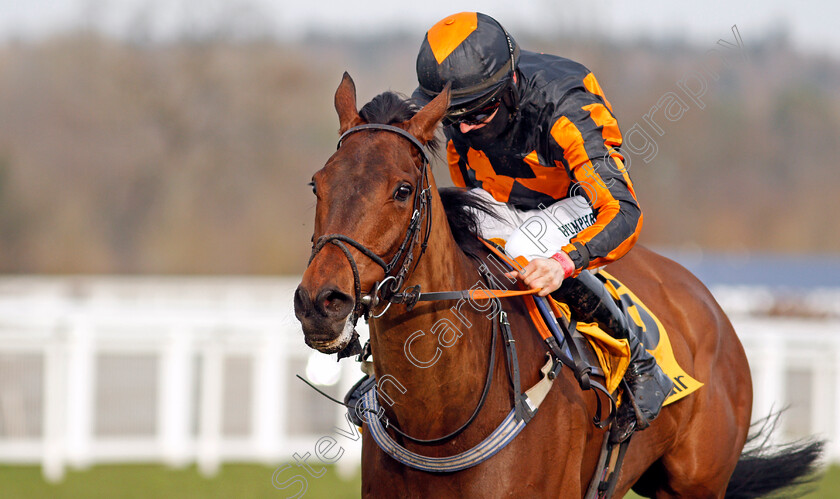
[552,271,674,440]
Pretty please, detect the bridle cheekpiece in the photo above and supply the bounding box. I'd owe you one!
[307,123,433,356]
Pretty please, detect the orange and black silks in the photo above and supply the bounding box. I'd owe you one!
[446,52,642,273]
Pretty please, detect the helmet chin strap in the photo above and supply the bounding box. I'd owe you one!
[503,71,521,119]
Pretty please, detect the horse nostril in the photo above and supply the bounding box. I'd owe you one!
[316,288,353,318]
[294,286,313,317]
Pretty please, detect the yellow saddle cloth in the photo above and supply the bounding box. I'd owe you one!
[554,270,703,406]
[482,238,701,405]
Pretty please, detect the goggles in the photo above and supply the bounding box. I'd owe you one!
[444,92,503,126]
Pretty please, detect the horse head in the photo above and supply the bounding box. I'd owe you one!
[294,73,450,355]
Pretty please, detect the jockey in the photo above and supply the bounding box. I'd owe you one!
[413,12,674,440]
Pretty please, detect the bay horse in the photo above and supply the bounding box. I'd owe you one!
[294,73,821,498]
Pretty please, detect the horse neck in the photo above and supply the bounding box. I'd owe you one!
[409,184,479,297]
[369,179,495,433]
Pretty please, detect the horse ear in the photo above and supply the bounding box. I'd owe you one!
[407,83,451,144]
[335,72,364,134]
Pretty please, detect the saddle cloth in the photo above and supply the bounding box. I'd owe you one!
[546,269,703,405]
[594,270,703,405]
[485,237,702,404]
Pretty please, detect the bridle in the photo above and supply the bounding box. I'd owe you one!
[308,123,433,328]
[303,123,618,466]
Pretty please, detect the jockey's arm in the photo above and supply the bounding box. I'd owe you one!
[508,92,642,295]
[444,91,641,295]
[446,139,468,188]
[549,90,642,272]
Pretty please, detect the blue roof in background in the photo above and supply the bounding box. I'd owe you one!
[657,250,840,290]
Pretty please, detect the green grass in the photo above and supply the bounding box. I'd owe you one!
[0,463,837,498]
[797,465,840,499]
[623,464,838,499]
[0,463,361,499]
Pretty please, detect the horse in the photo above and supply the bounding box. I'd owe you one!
[293,73,821,498]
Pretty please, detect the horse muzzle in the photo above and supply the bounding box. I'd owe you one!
[294,285,358,354]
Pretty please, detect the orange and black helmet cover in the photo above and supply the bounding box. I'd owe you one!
[415,12,520,108]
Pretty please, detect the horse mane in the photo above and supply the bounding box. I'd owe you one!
[358,91,441,152]
[359,92,498,256]
[439,187,502,257]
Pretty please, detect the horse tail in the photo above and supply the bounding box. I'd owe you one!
[725,413,825,499]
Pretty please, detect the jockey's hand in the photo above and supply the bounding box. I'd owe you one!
[505,255,571,297]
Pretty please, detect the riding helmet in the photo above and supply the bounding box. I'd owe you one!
[413,12,520,115]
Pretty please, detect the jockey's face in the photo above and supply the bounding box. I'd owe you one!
[458,107,500,133]
[450,72,517,135]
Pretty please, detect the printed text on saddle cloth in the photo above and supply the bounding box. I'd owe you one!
[467,188,595,262]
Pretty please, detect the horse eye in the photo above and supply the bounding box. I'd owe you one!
[394,183,413,201]
[308,181,316,195]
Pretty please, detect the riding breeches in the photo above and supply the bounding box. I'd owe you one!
[466,188,596,265]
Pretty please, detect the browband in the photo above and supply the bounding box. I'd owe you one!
[337,124,429,165]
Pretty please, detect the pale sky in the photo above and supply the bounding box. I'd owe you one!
[0,0,838,57]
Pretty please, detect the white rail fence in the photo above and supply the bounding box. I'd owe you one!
[0,277,837,481]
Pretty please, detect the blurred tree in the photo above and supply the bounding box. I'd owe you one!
[0,31,837,275]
